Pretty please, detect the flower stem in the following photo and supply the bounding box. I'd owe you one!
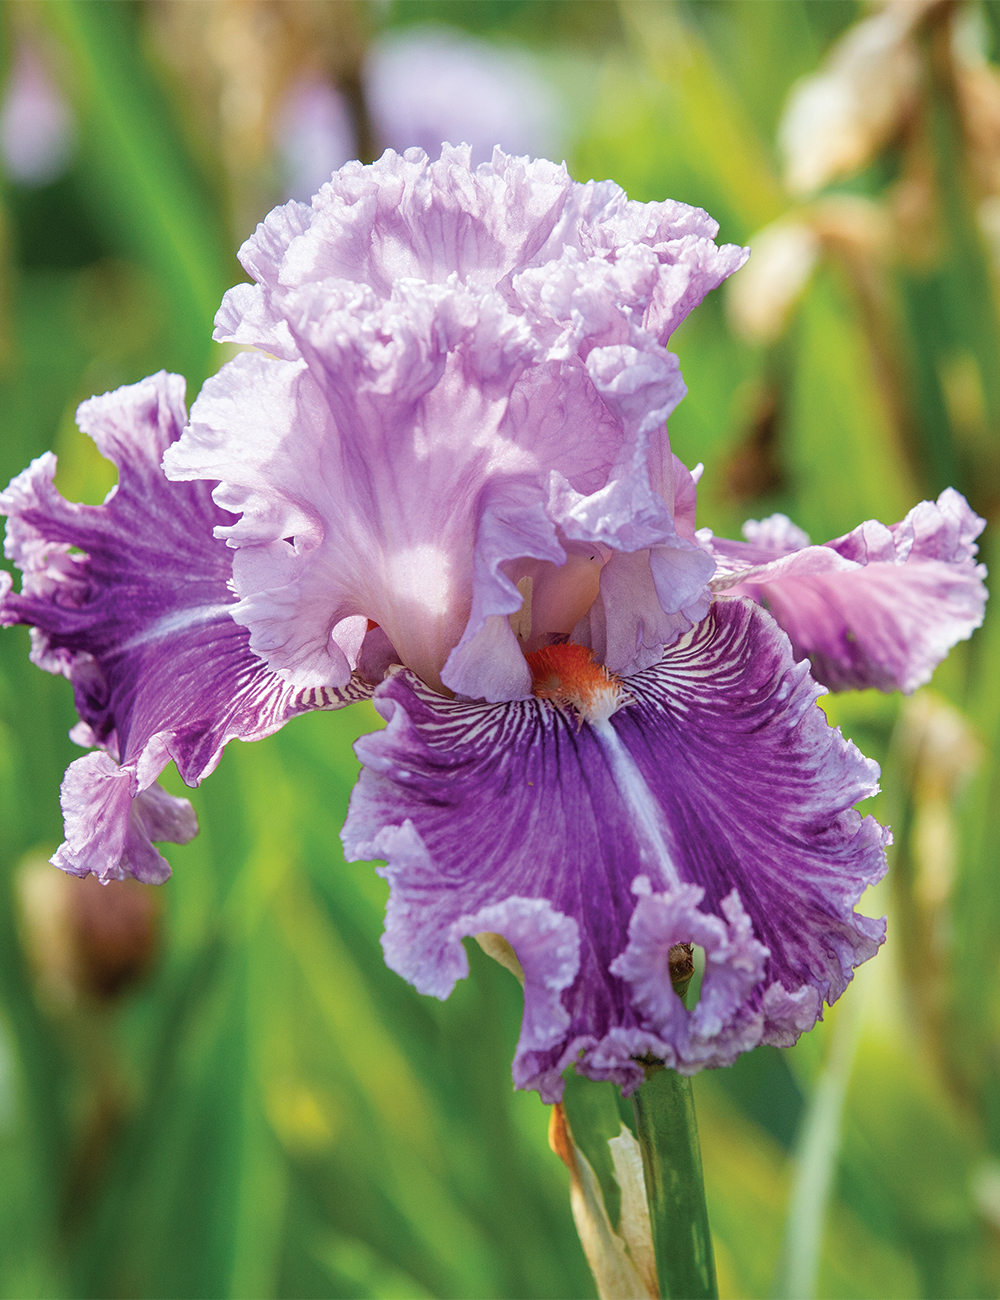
[632,1066,717,1300]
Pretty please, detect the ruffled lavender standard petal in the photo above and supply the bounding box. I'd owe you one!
[702,489,988,692]
[0,372,365,883]
[217,145,744,347]
[167,148,737,702]
[343,598,888,1099]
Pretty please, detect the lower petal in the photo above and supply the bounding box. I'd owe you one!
[1,373,366,884]
[609,881,770,1071]
[343,598,888,1097]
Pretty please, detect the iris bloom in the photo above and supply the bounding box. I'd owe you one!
[2,149,986,1098]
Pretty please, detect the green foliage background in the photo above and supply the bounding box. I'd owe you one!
[1,2,999,1296]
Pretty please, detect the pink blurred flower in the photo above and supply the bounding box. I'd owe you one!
[365,27,561,165]
[0,43,75,187]
[274,76,356,202]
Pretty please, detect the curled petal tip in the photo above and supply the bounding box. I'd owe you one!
[704,490,987,693]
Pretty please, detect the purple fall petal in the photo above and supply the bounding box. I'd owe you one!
[343,598,888,1098]
[702,489,988,692]
[1,372,367,883]
[166,147,742,700]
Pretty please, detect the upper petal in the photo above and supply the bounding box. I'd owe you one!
[218,146,744,349]
[342,598,887,1099]
[1,373,363,882]
[172,278,712,699]
[172,151,742,700]
[704,490,988,692]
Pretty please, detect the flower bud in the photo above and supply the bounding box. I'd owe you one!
[549,1103,656,1300]
[668,943,695,1003]
[17,859,160,1007]
[778,4,931,197]
[727,197,888,344]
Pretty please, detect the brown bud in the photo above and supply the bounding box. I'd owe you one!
[18,861,160,1007]
[726,219,820,344]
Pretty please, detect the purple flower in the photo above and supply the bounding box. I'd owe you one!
[365,28,561,167]
[0,372,365,883]
[274,76,356,203]
[0,43,76,187]
[2,149,985,1093]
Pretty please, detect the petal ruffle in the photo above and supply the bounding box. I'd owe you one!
[52,752,197,885]
[167,148,740,701]
[342,598,888,1098]
[219,145,744,348]
[702,489,988,692]
[1,372,365,883]
[605,882,770,1074]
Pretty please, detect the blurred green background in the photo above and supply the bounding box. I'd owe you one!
[1,1,1000,1296]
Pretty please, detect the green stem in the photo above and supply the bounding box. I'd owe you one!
[632,1066,717,1300]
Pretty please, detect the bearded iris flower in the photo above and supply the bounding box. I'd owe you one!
[1,148,986,1099]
